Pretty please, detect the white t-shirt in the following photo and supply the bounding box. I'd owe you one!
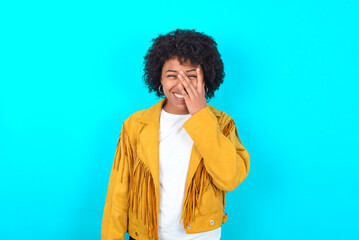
[158,107,221,240]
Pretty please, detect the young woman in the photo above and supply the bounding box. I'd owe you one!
[102,29,250,240]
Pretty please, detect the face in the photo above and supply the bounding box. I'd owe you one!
[160,56,204,115]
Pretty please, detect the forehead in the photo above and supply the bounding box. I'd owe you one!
[162,56,196,70]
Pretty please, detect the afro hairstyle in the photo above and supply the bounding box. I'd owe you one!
[142,28,225,101]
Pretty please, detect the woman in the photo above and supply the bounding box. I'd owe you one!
[102,29,250,240]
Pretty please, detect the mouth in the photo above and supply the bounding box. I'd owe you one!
[172,92,185,102]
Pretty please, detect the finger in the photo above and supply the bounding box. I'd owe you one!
[179,71,197,95]
[178,83,190,101]
[178,73,195,98]
[196,66,205,93]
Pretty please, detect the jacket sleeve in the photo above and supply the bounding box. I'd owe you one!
[101,121,132,240]
[182,105,250,192]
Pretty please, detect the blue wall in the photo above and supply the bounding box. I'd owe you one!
[0,0,358,239]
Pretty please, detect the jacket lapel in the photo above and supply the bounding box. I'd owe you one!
[137,98,166,191]
[137,97,222,195]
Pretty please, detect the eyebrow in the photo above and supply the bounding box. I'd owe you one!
[166,69,196,73]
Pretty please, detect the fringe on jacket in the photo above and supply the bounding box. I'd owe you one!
[179,118,235,228]
[113,124,159,240]
[113,118,237,240]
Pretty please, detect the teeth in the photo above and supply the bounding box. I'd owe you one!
[174,93,184,98]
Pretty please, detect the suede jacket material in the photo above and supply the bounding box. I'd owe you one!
[101,97,250,240]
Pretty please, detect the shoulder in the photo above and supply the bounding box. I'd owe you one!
[206,104,239,138]
[207,104,232,126]
[123,109,147,128]
[119,109,148,147]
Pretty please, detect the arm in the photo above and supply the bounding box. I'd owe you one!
[101,121,132,240]
[183,106,250,192]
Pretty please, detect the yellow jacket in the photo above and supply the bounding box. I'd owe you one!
[101,97,250,240]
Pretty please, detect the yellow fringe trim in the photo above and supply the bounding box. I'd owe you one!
[128,156,158,240]
[179,159,228,228]
[112,123,133,183]
[112,124,159,239]
[223,118,241,144]
[223,118,234,137]
[111,118,237,238]
[221,118,236,208]
[179,118,236,228]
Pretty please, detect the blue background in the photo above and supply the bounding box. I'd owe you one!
[0,0,358,239]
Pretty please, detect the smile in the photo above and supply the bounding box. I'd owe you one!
[174,93,184,98]
[173,92,185,102]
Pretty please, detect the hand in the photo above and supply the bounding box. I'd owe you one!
[178,65,207,115]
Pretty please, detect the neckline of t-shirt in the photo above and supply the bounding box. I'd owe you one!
[161,108,191,116]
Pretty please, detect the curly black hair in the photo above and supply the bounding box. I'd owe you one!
[142,28,225,101]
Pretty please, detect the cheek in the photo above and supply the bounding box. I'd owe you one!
[163,80,177,90]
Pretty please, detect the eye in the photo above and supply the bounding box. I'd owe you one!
[166,75,197,78]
